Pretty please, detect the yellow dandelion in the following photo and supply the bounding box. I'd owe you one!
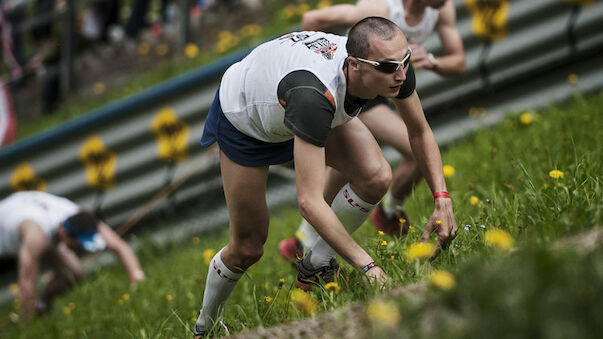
[317,0,332,9]
[185,43,199,59]
[325,282,341,294]
[568,73,578,84]
[264,296,273,303]
[436,220,443,225]
[63,306,71,315]
[381,240,387,246]
[378,231,385,236]
[155,43,169,57]
[280,6,295,20]
[443,165,455,178]
[399,218,406,224]
[291,289,316,315]
[519,112,533,125]
[279,278,285,284]
[391,255,395,259]
[549,169,564,179]
[470,196,480,206]
[122,293,130,301]
[485,229,515,251]
[203,248,216,265]
[366,300,400,329]
[68,302,76,310]
[166,294,173,301]
[137,42,150,55]
[296,4,310,15]
[239,24,262,37]
[92,81,105,95]
[192,236,200,245]
[409,225,415,230]
[429,270,456,291]
[9,283,18,295]
[405,242,435,261]
[468,107,487,117]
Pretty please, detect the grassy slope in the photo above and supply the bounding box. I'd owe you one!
[1,91,601,338]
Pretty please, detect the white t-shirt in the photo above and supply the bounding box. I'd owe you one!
[218,32,355,143]
[0,191,79,257]
[386,0,439,44]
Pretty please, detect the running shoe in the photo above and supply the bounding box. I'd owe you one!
[278,236,304,262]
[370,203,410,236]
[295,251,340,291]
[193,321,229,338]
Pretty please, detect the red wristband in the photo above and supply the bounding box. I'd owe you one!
[433,191,450,200]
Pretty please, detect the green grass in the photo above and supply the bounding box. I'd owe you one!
[2,91,602,338]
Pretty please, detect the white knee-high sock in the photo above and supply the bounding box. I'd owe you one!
[195,248,243,333]
[296,218,319,249]
[309,183,377,268]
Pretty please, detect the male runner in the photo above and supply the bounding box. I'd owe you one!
[279,0,465,261]
[194,17,456,337]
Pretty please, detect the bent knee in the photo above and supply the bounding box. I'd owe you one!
[371,163,392,195]
[352,162,391,202]
[233,244,264,269]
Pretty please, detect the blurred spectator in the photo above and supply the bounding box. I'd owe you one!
[81,0,121,41]
[125,0,169,39]
[1,0,28,80]
[31,0,54,44]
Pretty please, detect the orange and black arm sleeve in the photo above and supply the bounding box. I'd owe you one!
[278,70,336,147]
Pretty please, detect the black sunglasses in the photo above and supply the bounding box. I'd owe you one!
[354,47,412,74]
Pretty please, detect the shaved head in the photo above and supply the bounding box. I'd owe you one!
[347,17,402,58]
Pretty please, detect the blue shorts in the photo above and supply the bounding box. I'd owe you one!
[200,89,294,167]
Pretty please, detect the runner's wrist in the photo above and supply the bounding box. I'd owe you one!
[362,261,378,273]
[433,191,450,200]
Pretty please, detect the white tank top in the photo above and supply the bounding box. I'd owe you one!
[0,191,78,256]
[219,32,354,143]
[385,0,439,44]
